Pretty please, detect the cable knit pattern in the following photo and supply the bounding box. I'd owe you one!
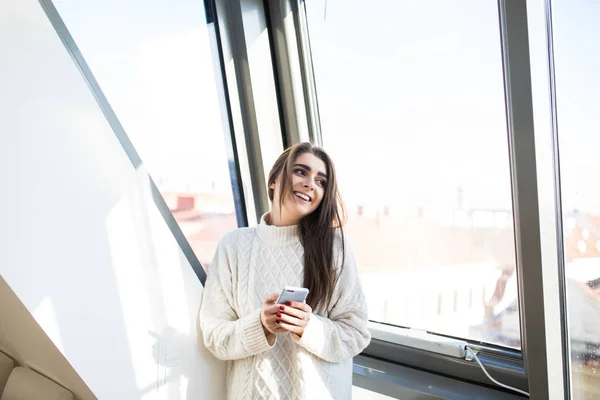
[199,214,371,399]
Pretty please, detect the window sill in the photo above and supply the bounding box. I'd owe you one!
[363,322,528,396]
[353,354,528,399]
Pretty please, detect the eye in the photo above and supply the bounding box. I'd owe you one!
[316,179,327,187]
[294,168,305,176]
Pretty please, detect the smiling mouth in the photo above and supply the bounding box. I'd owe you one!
[294,191,311,202]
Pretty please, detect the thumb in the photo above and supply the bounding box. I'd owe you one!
[265,292,279,304]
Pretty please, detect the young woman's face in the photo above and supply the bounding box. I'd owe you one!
[271,152,328,225]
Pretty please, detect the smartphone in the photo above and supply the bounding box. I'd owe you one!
[276,286,309,304]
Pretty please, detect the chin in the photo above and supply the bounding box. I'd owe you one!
[297,202,316,214]
[299,208,318,219]
[286,206,312,222]
[285,197,317,220]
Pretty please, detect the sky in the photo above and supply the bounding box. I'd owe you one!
[53,0,233,195]
[305,0,600,213]
[52,0,599,214]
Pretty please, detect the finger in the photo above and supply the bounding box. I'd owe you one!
[277,312,307,328]
[266,316,283,329]
[269,303,287,314]
[287,301,311,313]
[266,314,282,325]
[279,304,305,320]
[262,306,278,317]
[271,318,290,333]
[267,324,284,334]
[264,293,280,304]
[277,321,303,334]
[261,309,279,325]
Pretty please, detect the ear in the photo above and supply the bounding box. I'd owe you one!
[269,181,276,190]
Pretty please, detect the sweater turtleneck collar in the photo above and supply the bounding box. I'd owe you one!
[256,213,301,247]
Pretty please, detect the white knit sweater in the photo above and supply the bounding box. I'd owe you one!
[199,214,371,399]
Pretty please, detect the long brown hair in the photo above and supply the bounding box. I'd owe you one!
[267,142,346,311]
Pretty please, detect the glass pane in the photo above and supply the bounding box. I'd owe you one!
[305,0,520,347]
[52,0,238,267]
[552,0,600,398]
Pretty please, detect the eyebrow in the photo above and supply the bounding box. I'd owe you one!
[293,163,327,178]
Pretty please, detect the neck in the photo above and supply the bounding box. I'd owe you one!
[268,207,299,227]
[257,213,300,246]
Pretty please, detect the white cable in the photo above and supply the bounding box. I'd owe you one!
[465,346,530,397]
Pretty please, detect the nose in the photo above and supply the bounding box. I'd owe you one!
[303,179,314,190]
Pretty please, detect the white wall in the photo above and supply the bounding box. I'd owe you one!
[0,0,226,398]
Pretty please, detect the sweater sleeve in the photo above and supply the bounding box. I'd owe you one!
[294,237,371,363]
[199,235,275,360]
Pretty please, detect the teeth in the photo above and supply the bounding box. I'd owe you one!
[295,192,310,201]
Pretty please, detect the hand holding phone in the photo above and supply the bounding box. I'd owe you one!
[276,287,312,339]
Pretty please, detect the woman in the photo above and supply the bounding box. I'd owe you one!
[200,142,371,399]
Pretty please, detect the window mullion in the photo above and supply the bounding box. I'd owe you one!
[498,0,567,398]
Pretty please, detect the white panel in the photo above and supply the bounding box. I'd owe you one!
[0,0,226,398]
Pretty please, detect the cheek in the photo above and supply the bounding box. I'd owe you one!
[313,190,325,208]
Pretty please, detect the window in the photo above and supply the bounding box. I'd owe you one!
[305,0,520,348]
[552,0,600,397]
[53,0,240,267]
